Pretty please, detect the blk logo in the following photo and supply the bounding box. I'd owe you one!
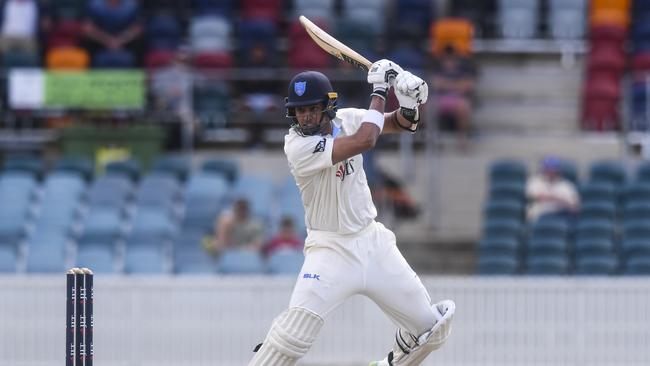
[335,158,355,181]
[303,273,320,280]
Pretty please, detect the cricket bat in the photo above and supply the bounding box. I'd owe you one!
[299,15,373,72]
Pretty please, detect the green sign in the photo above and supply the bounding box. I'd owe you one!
[44,70,145,109]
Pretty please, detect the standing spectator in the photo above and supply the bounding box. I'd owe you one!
[526,156,580,222]
[431,45,477,149]
[0,0,50,54]
[82,0,143,65]
[150,47,193,120]
[206,198,264,255]
[264,216,303,257]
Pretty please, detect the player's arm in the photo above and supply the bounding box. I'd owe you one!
[382,71,429,134]
[332,60,399,164]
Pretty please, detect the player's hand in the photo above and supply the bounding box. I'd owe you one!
[394,71,428,109]
[367,59,403,99]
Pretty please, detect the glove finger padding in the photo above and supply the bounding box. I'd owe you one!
[395,71,428,104]
[368,59,403,99]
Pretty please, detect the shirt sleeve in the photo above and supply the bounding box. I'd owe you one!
[337,107,368,135]
[285,134,335,177]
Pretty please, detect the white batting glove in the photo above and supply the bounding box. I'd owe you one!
[394,71,428,108]
[367,59,403,100]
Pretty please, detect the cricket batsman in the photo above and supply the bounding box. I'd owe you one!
[248,59,455,366]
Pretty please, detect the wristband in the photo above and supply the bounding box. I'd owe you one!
[363,109,384,130]
[371,89,387,100]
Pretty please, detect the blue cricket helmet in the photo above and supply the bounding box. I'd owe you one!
[285,71,338,136]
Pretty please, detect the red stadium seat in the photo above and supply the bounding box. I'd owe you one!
[582,76,621,130]
[632,52,650,73]
[144,50,176,70]
[193,52,233,69]
[241,0,282,23]
[47,20,82,49]
[589,24,627,43]
[287,20,331,70]
[587,41,626,75]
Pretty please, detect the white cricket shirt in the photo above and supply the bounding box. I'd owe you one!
[284,107,377,235]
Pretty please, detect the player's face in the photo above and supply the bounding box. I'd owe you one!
[295,104,323,130]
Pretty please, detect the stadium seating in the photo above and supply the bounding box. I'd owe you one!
[216,249,266,274]
[497,0,540,39]
[46,46,90,70]
[431,18,474,56]
[548,0,587,39]
[267,248,304,275]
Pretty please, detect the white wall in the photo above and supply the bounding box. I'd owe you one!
[0,275,649,366]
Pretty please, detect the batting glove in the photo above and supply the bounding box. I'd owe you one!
[367,59,403,100]
[394,71,428,108]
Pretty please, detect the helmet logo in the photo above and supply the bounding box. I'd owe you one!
[294,81,306,96]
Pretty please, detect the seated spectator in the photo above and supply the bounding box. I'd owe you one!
[264,216,303,257]
[0,0,50,54]
[432,45,477,149]
[526,156,580,222]
[205,198,264,255]
[82,0,143,62]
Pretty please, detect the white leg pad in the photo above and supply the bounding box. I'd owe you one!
[248,307,324,366]
[371,299,455,366]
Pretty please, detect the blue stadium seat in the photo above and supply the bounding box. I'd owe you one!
[237,19,278,65]
[54,157,94,181]
[79,208,123,244]
[580,181,617,203]
[588,160,626,188]
[0,245,17,273]
[386,44,426,74]
[183,173,230,232]
[623,255,650,275]
[201,158,239,184]
[124,245,166,274]
[293,0,335,24]
[489,159,527,184]
[105,159,141,182]
[87,175,134,210]
[135,173,181,210]
[2,155,45,180]
[146,14,182,50]
[233,175,274,223]
[479,236,520,256]
[574,218,615,254]
[192,0,234,16]
[623,201,650,221]
[94,49,136,68]
[127,209,177,244]
[483,199,525,222]
[76,244,115,274]
[267,249,304,275]
[488,181,526,202]
[152,155,190,182]
[547,0,587,39]
[623,181,650,203]
[477,253,519,275]
[276,178,307,239]
[172,229,216,274]
[216,249,265,274]
[579,201,616,221]
[483,218,523,239]
[525,254,569,275]
[26,245,66,273]
[574,254,618,275]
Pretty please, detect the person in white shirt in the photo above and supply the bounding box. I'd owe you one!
[0,0,48,54]
[248,60,455,366]
[526,156,580,222]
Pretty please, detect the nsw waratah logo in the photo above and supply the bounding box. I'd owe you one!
[294,81,306,96]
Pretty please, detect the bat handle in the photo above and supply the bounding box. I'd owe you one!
[386,69,399,86]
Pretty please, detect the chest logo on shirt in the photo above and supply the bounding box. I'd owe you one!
[313,138,326,153]
[336,158,355,181]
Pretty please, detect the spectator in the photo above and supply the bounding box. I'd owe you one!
[82,0,143,62]
[0,0,50,54]
[205,198,264,255]
[526,156,580,222]
[431,45,477,149]
[264,216,303,257]
[150,47,193,119]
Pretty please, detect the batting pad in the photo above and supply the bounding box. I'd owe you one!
[371,299,455,366]
[248,307,324,366]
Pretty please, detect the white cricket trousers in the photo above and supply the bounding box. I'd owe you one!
[289,221,435,336]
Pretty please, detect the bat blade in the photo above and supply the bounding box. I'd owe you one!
[299,15,372,71]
